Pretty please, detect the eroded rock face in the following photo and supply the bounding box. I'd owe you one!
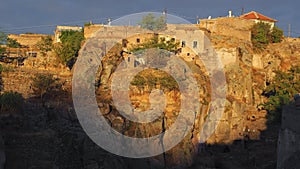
[277,99,300,169]
[0,134,5,169]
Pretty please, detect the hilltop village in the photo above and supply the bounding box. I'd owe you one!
[0,11,282,70]
[0,11,299,169]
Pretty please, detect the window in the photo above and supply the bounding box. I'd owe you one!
[182,41,186,47]
[128,57,131,62]
[187,53,190,56]
[136,38,140,43]
[193,41,198,48]
[122,39,127,48]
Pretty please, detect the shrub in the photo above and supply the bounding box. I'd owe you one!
[262,66,300,123]
[138,13,166,31]
[0,91,24,114]
[53,30,84,68]
[251,22,284,50]
[7,38,21,48]
[271,26,284,43]
[31,74,58,99]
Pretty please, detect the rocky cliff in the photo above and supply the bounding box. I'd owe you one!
[0,35,299,169]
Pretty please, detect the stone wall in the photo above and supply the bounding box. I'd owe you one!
[1,70,34,98]
[84,24,104,39]
[8,34,53,48]
[199,17,254,41]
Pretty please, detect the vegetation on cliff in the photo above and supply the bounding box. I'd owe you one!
[53,30,84,68]
[263,66,300,123]
[6,38,21,48]
[0,91,24,115]
[0,32,6,55]
[129,36,180,53]
[130,69,179,91]
[31,74,59,100]
[251,22,284,50]
[36,35,53,56]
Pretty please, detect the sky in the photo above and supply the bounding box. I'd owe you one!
[0,0,299,37]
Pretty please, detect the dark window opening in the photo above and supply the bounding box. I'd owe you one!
[136,38,140,43]
[193,41,198,48]
[182,41,186,47]
[122,39,128,48]
[128,57,131,62]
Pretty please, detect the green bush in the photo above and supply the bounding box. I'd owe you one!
[271,26,284,43]
[0,91,24,114]
[31,74,58,99]
[131,70,179,91]
[138,13,166,31]
[0,65,15,72]
[251,22,284,50]
[263,66,300,123]
[53,30,84,66]
[7,38,21,48]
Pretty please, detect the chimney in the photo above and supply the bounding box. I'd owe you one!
[108,18,111,26]
[229,10,232,17]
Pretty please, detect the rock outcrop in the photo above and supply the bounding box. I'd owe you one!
[277,98,300,169]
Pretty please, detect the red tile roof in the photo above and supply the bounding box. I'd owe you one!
[240,11,278,22]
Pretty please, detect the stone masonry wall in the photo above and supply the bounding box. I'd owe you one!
[200,17,255,41]
[8,34,53,48]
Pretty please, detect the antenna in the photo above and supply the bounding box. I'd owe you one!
[241,7,245,15]
[288,24,291,38]
[162,8,167,16]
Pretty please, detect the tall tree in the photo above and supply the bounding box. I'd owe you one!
[53,30,84,68]
[138,13,167,31]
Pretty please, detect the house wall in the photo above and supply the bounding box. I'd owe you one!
[84,24,104,39]
[199,17,255,41]
[8,34,53,48]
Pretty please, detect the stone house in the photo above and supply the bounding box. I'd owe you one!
[240,11,278,29]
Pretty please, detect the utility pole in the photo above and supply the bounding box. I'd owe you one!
[288,24,291,38]
[241,7,245,15]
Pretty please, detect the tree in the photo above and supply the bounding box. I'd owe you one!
[54,30,84,68]
[138,13,167,31]
[36,35,53,56]
[251,22,284,50]
[31,74,58,100]
[271,26,284,43]
[0,32,6,55]
[263,66,300,123]
[251,22,271,49]
[7,38,21,48]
